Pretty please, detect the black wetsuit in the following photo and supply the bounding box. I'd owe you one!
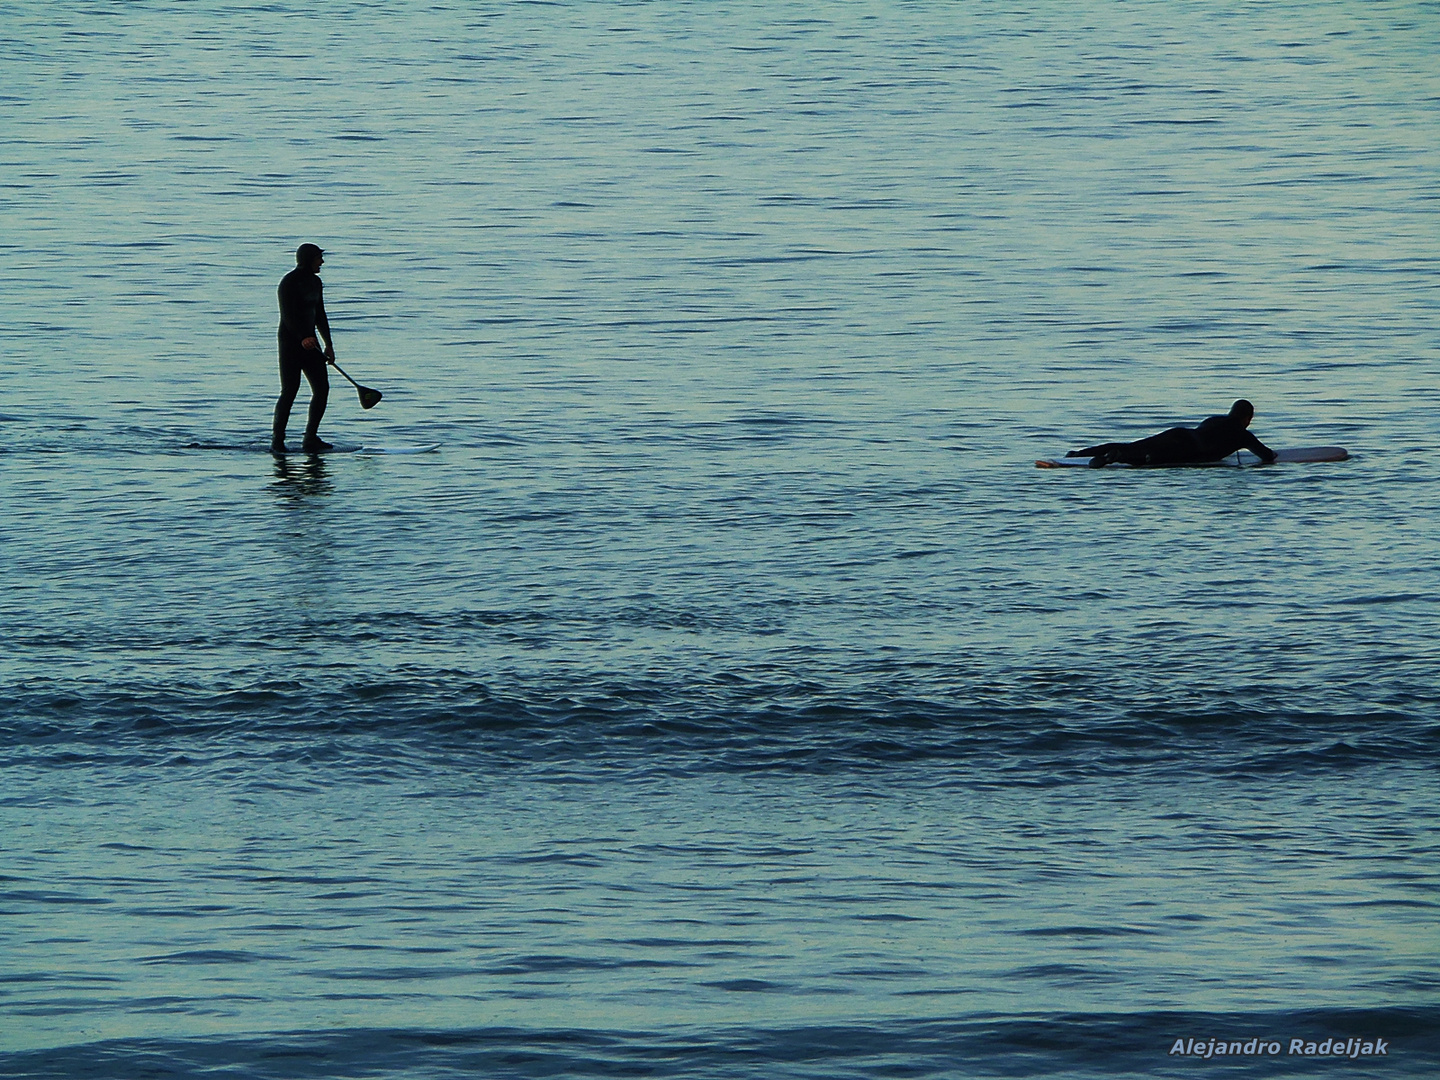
[1074,413,1276,467]
[273,266,331,444]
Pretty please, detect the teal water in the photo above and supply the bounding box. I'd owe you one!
[2,3,1438,1076]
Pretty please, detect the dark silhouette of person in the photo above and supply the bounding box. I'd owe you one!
[1068,400,1278,467]
[273,243,336,453]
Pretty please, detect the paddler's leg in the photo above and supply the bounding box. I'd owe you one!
[1067,441,1124,460]
[1111,428,1198,466]
[300,351,332,453]
[1064,441,1132,467]
[1088,442,1128,467]
[272,349,302,453]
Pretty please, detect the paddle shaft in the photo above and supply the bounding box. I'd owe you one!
[330,360,362,390]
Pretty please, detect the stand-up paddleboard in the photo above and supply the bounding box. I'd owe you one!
[352,443,440,455]
[190,442,440,456]
[1036,446,1348,469]
[285,443,441,455]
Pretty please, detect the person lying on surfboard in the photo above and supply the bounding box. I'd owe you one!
[273,243,337,454]
[1066,399,1277,468]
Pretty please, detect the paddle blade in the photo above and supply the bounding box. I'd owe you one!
[357,386,383,409]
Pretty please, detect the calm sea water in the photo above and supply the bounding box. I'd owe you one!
[3,2,1438,1077]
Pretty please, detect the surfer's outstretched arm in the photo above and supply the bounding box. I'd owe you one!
[1241,430,1277,463]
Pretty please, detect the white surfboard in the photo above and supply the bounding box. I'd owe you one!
[353,443,441,455]
[1036,446,1348,469]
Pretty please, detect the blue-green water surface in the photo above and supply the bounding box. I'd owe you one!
[2,3,1438,1076]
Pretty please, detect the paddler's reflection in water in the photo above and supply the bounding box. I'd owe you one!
[270,451,333,499]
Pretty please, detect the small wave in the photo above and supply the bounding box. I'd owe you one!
[3,1007,1435,1079]
[2,675,1435,782]
[139,950,265,966]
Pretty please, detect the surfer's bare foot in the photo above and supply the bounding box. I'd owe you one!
[270,440,286,454]
[302,435,333,453]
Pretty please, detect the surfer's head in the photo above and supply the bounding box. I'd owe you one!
[1229,399,1254,427]
[296,243,325,271]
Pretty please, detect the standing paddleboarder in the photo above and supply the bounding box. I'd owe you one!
[273,243,336,454]
[1067,399,1278,467]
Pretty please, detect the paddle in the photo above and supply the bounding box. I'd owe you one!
[330,360,382,409]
